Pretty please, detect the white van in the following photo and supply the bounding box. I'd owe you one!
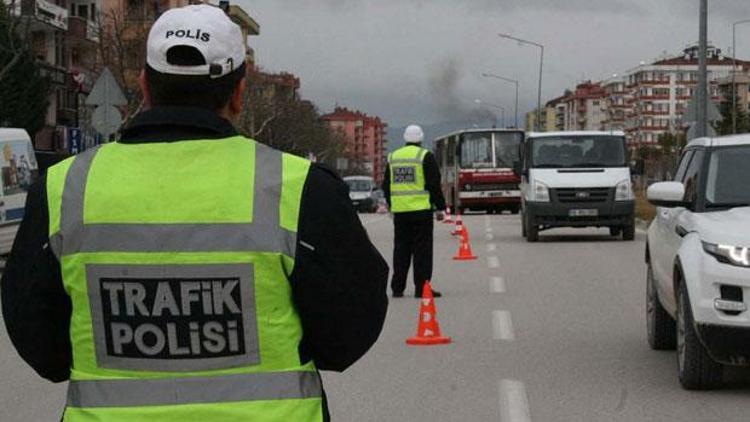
[517,131,635,242]
[0,129,39,255]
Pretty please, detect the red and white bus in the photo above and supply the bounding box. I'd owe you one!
[434,129,524,214]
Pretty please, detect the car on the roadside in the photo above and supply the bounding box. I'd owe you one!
[344,175,378,213]
[646,135,750,390]
[0,128,39,255]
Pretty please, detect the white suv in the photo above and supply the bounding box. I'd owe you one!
[646,135,750,390]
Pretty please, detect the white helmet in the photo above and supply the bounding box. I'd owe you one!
[403,125,424,144]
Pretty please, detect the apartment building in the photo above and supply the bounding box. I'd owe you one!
[322,107,388,184]
[545,45,750,148]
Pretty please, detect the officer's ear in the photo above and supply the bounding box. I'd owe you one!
[228,77,247,118]
[139,70,152,110]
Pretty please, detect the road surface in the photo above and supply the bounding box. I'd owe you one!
[2,214,750,421]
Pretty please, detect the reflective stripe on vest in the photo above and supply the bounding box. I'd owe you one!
[47,138,322,421]
[67,371,322,408]
[49,144,296,258]
[388,145,431,213]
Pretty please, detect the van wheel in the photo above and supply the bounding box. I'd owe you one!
[521,212,527,238]
[677,281,723,390]
[647,263,676,350]
[610,226,622,237]
[526,213,539,242]
[622,223,635,241]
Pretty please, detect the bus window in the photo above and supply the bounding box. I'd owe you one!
[461,133,493,168]
[447,136,456,166]
[435,139,445,167]
[494,132,523,169]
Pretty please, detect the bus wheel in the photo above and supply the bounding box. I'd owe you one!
[511,206,520,215]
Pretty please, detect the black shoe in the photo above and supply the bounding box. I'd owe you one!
[415,290,442,298]
[392,291,404,298]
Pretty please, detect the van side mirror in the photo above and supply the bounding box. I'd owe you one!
[647,182,687,208]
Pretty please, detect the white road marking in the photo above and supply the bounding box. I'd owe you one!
[486,233,494,241]
[499,380,531,422]
[491,277,506,293]
[488,256,500,269]
[487,243,497,252]
[492,311,515,341]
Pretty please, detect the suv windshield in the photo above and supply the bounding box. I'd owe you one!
[530,136,627,168]
[706,146,750,208]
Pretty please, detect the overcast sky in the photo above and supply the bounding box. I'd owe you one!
[237,0,750,128]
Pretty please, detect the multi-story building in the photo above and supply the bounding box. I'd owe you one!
[10,0,259,153]
[542,45,750,148]
[562,81,607,131]
[601,76,630,132]
[321,107,388,184]
[525,106,556,132]
[716,71,750,117]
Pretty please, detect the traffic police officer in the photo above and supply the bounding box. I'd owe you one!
[383,125,447,298]
[1,5,388,421]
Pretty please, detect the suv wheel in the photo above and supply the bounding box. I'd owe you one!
[677,281,723,390]
[646,263,676,350]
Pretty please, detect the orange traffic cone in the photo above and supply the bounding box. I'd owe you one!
[443,207,454,224]
[453,226,478,261]
[406,282,452,346]
[451,213,464,236]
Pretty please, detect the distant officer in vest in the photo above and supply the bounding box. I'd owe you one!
[1,5,388,421]
[383,125,447,298]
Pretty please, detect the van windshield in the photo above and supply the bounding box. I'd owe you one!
[530,136,627,168]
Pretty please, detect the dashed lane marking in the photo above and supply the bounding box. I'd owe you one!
[492,311,515,341]
[487,243,497,252]
[491,277,506,293]
[499,380,531,422]
[488,256,500,269]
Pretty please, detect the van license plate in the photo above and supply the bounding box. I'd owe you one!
[569,209,598,217]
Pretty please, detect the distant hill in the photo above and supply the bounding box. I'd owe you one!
[387,118,500,152]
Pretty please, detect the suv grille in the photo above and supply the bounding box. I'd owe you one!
[553,187,611,203]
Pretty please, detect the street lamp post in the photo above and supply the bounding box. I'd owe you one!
[732,19,750,134]
[481,72,519,128]
[498,33,544,131]
[697,0,708,138]
[475,99,506,128]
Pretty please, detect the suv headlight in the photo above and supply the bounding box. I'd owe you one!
[703,242,750,267]
[532,180,550,202]
[615,179,634,201]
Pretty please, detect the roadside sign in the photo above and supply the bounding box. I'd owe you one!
[683,91,721,123]
[86,68,127,107]
[68,127,82,154]
[86,67,126,138]
[686,123,717,141]
[91,105,123,139]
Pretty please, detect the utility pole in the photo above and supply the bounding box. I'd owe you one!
[732,20,750,134]
[697,0,708,138]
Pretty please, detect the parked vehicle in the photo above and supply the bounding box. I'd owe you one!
[344,175,378,213]
[518,131,635,242]
[646,135,750,390]
[434,129,524,214]
[0,129,39,255]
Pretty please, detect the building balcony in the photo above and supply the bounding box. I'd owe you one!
[67,16,99,44]
[20,0,68,31]
[39,62,68,86]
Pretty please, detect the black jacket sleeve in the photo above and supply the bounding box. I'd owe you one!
[1,176,72,383]
[381,164,391,208]
[290,164,389,372]
[423,152,446,210]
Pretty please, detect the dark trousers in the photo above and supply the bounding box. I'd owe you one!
[391,213,434,295]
